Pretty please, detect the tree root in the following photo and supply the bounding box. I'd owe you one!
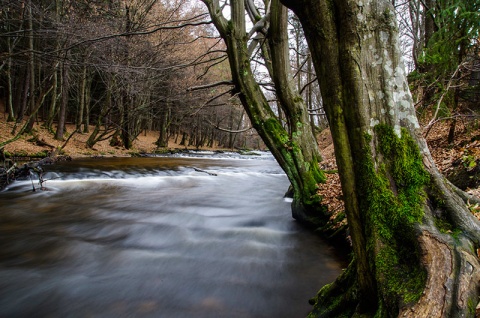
[430,170,480,244]
[449,181,480,206]
[308,260,359,318]
[399,228,480,317]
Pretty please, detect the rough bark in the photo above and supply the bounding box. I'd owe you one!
[202,0,327,224]
[281,0,480,316]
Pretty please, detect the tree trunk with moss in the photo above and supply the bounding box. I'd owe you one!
[201,0,327,224]
[281,0,480,316]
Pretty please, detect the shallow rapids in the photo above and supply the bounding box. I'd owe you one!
[0,155,345,317]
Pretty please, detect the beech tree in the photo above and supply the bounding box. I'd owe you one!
[279,0,480,316]
[200,0,327,223]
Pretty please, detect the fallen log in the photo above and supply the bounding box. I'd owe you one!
[0,155,71,191]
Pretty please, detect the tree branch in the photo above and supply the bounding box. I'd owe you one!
[187,81,234,92]
[206,119,253,133]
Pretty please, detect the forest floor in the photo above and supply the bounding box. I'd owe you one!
[0,119,202,158]
[1,116,479,216]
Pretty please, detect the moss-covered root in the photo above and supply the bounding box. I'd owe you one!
[308,261,359,318]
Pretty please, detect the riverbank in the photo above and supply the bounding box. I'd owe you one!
[0,120,232,159]
[1,118,479,209]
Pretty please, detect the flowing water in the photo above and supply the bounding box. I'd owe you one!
[0,153,346,318]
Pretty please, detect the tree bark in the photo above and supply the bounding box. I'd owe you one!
[25,0,35,133]
[6,9,15,122]
[55,61,68,140]
[281,0,480,316]
[46,63,59,132]
[77,64,87,131]
[6,53,15,122]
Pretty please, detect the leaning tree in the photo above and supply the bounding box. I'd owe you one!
[280,0,480,316]
[200,0,328,224]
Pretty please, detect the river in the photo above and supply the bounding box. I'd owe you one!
[0,153,346,317]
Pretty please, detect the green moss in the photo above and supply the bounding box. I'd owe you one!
[31,150,49,158]
[308,260,359,318]
[359,124,429,309]
[293,96,304,103]
[468,297,477,315]
[304,161,311,171]
[263,118,289,145]
[434,217,454,234]
[263,117,328,222]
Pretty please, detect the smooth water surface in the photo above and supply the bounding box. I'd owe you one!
[0,155,345,317]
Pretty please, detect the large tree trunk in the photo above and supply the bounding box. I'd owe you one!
[202,0,327,223]
[281,0,480,316]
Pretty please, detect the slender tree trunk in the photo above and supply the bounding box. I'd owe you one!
[83,74,91,133]
[156,101,170,148]
[281,0,480,316]
[180,132,187,146]
[86,94,112,148]
[46,63,59,131]
[13,68,30,133]
[120,4,133,149]
[77,64,87,131]
[55,62,68,140]
[228,107,234,149]
[25,0,36,133]
[6,55,15,122]
[47,0,61,132]
[4,6,15,122]
[306,55,317,134]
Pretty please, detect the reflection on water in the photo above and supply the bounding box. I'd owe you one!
[0,156,345,317]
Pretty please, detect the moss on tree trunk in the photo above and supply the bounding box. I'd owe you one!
[281,0,480,316]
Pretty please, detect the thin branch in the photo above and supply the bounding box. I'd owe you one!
[424,63,463,137]
[190,89,233,116]
[299,77,318,95]
[61,20,213,53]
[188,81,234,92]
[206,119,253,133]
[196,56,229,80]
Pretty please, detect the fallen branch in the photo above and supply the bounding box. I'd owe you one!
[193,167,217,176]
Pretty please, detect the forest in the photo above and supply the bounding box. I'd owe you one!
[1,0,480,317]
[0,0,279,151]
